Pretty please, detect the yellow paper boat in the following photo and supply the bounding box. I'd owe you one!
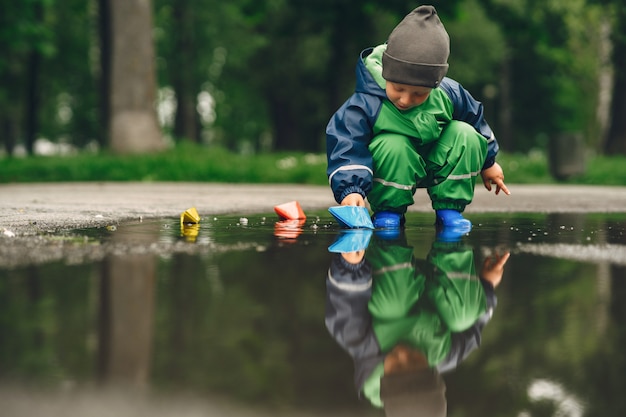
[180,207,201,225]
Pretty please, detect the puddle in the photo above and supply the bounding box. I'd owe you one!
[0,211,625,416]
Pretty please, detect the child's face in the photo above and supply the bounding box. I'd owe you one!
[384,344,429,374]
[385,81,432,111]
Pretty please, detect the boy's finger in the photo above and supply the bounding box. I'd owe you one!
[495,179,511,195]
[496,252,511,267]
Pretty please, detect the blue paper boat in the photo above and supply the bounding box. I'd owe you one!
[328,206,374,229]
[328,229,373,253]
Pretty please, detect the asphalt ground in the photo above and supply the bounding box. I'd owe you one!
[2,182,626,236]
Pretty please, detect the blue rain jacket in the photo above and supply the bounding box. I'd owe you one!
[326,46,500,204]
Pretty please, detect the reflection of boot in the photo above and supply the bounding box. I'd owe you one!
[435,225,471,242]
[328,229,373,253]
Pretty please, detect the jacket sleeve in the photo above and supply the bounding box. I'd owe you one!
[439,77,500,170]
[325,255,380,360]
[326,92,381,204]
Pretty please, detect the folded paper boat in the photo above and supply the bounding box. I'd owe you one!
[328,206,374,229]
[274,201,306,220]
[180,207,201,225]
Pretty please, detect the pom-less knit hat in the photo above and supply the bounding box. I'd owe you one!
[380,370,447,417]
[382,5,450,88]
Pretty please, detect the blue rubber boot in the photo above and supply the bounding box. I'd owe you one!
[435,210,472,242]
[372,211,405,229]
[436,209,471,229]
[372,211,405,240]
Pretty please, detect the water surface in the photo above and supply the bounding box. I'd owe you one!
[1,211,625,416]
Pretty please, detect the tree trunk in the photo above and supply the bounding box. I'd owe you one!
[497,56,513,151]
[24,1,43,156]
[98,0,111,149]
[108,0,166,154]
[604,5,626,155]
[1,118,18,156]
[171,0,199,142]
[596,16,614,150]
[270,95,299,151]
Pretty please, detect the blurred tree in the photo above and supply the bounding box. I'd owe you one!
[41,0,103,149]
[476,0,602,152]
[603,1,626,154]
[144,0,463,154]
[237,0,462,152]
[0,0,55,155]
[2,0,617,158]
[155,0,203,143]
[107,0,166,154]
[98,0,111,148]
[444,0,506,137]
[154,0,268,149]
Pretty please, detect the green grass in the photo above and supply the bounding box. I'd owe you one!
[1,142,625,186]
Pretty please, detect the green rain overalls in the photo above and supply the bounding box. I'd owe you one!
[364,46,488,213]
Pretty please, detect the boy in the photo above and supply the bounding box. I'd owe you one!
[326,5,510,232]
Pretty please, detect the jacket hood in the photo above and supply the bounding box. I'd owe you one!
[355,48,387,99]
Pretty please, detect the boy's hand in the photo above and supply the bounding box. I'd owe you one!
[341,193,366,206]
[480,250,511,288]
[341,250,366,264]
[481,162,511,195]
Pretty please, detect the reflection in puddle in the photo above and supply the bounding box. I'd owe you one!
[0,211,625,416]
[326,230,509,415]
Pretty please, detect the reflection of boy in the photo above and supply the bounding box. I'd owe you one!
[325,235,509,413]
[326,6,509,232]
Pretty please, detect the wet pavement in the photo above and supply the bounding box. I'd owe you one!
[2,182,626,236]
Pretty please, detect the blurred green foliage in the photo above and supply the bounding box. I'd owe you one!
[1,0,624,156]
[2,141,626,186]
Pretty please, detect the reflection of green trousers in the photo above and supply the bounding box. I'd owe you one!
[368,121,487,213]
[368,241,486,337]
[426,243,487,332]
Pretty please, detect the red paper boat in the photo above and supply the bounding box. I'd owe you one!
[274,201,306,220]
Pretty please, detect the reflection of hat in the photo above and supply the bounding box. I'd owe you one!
[381,370,447,417]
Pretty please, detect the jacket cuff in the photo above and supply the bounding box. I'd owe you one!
[340,186,366,203]
[481,156,496,171]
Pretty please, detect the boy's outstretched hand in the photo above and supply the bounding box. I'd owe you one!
[481,162,510,195]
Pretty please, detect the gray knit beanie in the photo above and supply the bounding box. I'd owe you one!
[380,370,447,417]
[382,5,450,88]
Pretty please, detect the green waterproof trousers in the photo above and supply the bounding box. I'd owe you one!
[367,120,488,213]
